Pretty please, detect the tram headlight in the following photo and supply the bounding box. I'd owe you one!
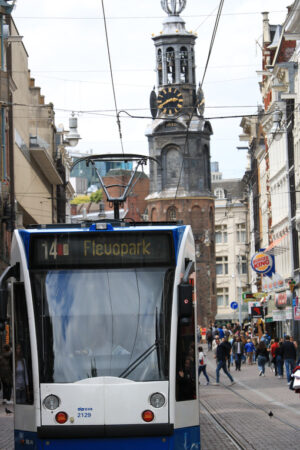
[43,395,60,411]
[150,392,165,408]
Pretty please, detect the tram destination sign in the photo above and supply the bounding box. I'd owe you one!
[29,232,175,269]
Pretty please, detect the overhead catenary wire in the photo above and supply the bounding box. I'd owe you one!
[174,0,225,199]
[100,0,124,154]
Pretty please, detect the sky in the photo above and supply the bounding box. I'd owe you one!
[11,0,292,179]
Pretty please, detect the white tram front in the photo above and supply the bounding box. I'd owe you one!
[0,222,200,449]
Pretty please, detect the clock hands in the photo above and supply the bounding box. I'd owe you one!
[158,97,182,109]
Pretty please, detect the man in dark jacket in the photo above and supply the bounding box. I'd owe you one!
[213,338,235,386]
[281,335,296,383]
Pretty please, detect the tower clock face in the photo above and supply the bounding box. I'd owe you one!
[157,87,183,115]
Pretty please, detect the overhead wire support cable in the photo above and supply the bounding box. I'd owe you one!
[200,0,224,88]
[101,0,125,154]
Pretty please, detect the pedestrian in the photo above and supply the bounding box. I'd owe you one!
[206,327,213,351]
[212,338,235,386]
[256,341,269,376]
[198,346,209,385]
[0,344,13,404]
[244,338,255,365]
[281,335,296,383]
[270,338,279,375]
[222,336,232,371]
[275,340,284,378]
[232,336,244,371]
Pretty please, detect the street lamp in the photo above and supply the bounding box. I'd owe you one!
[64,113,81,147]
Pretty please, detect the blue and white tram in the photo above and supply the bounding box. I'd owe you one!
[0,222,200,449]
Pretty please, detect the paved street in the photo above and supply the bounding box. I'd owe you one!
[200,348,300,449]
[0,392,13,450]
[1,350,300,449]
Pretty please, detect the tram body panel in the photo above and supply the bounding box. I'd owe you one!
[11,231,41,433]
[40,380,168,426]
[171,227,199,431]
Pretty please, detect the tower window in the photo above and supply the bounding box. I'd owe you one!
[167,206,177,221]
[214,188,224,199]
[166,47,175,83]
[157,49,162,85]
[180,46,189,83]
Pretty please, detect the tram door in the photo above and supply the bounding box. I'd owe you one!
[174,263,200,448]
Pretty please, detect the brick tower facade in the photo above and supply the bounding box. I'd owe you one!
[145,0,216,326]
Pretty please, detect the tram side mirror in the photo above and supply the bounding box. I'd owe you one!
[178,282,193,321]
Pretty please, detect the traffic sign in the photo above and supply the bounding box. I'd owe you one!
[230,301,238,310]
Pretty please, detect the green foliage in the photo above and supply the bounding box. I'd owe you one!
[90,189,103,204]
[70,195,91,205]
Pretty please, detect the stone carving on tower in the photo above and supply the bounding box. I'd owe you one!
[145,0,216,326]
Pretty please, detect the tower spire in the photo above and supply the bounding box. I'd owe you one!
[161,0,187,16]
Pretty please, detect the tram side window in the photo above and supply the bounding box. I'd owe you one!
[176,312,196,401]
[14,283,33,405]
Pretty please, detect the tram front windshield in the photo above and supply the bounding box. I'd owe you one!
[31,267,174,383]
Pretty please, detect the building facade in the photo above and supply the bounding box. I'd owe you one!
[145,0,216,326]
[212,163,250,324]
[240,8,299,338]
[1,4,72,271]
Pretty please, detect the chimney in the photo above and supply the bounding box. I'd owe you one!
[262,12,271,46]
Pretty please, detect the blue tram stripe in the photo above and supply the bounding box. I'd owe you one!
[15,426,200,450]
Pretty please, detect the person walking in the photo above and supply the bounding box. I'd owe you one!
[281,335,296,383]
[206,328,213,351]
[256,341,269,376]
[275,341,284,378]
[212,338,235,386]
[198,346,210,385]
[244,338,256,365]
[0,344,13,404]
[232,336,244,371]
[222,336,232,371]
[270,338,279,375]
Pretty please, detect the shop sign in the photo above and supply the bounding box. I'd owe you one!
[251,252,274,275]
[248,301,260,314]
[294,297,300,321]
[275,291,292,308]
[272,309,286,321]
[251,306,263,318]
[286,307,292,320]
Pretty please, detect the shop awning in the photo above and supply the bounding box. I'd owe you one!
[264,233,288,255]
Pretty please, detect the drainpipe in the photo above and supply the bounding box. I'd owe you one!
[1,14,6,181]
[7,14,15,230]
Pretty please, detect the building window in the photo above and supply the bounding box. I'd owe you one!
[167,206,177,221]
[166,47,175,83]
[215,225,227,244]
[217,287,229,307]
[216,256,228,275]
[157,49,162,85]
[236,223,246,243]
[214,188,224,199]
[237,255,247,274]
[180,46,189,83]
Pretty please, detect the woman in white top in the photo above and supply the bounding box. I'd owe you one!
[198,346,210,385]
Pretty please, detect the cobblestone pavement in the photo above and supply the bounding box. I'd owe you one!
[200,347,300,449]
[0,391,14,450]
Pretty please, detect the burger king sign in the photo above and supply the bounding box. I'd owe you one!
[251,252,274,275]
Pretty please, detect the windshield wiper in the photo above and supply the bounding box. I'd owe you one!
[119,342,159,379]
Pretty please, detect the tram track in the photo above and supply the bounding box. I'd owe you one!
[199,397,256,450]
[206,370,300,433]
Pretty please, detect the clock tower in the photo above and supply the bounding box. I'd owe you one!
[146,0,216,326]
